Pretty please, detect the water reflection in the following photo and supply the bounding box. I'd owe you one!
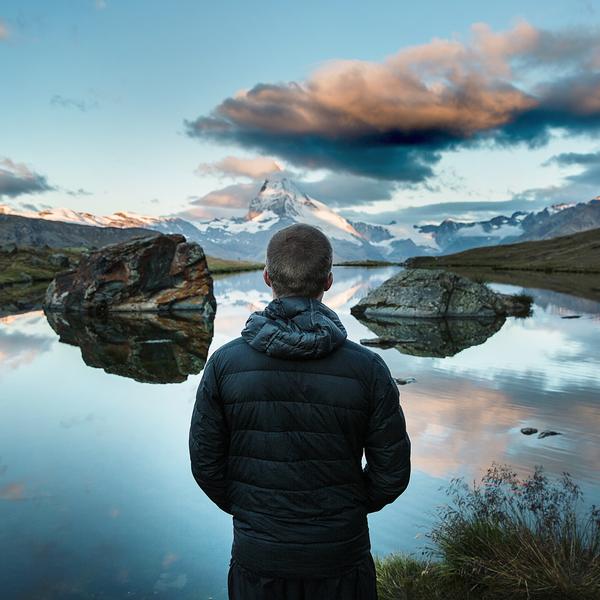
[356,315,506,357]
[0,266,599,599]
[44,311,214,383]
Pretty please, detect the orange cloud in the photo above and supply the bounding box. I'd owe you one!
[197,156,283,179]
[187,22,600,181]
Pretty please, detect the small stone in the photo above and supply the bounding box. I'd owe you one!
[394,377,417,385]
[520,427,538,435]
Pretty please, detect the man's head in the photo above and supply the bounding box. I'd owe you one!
[264,224,334,300]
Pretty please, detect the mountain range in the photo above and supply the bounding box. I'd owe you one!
[1,178,599,261]
[415,199,600,253]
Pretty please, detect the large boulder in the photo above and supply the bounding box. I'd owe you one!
[44,234,216,315]
[45,311,213,384]
[351,268,530,319]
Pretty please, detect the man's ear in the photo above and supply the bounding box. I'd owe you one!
[324,271,333,292]
[263,267,272,288]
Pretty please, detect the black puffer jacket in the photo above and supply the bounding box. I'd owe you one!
[189,296,411,577]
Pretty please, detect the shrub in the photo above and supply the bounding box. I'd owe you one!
[428,464,600,599]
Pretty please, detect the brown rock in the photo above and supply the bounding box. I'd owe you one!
[44,234,216,315]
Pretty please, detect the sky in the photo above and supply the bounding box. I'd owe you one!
[1,0,600,227]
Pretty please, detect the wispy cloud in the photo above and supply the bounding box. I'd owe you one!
[186,22,600,182]
[50,94,99,112]
[0,158,54,198]
[197,156,282,179]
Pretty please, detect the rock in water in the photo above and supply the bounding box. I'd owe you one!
[350,269,530,319]
[44,234,216,315]
[521,427,538,435]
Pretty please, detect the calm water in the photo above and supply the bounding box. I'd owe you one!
[1,266,599,599]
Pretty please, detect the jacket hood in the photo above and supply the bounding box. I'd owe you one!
[241,296,347,359]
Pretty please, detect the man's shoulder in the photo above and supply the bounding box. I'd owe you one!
[337,338,380,364]
[210,337,248,362]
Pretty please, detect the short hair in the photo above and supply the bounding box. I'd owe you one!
[266,224,333,298]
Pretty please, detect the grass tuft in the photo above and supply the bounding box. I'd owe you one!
[377,464,600,600]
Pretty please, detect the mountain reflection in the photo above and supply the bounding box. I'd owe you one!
[44,311,214,383]
[355,315,506,357]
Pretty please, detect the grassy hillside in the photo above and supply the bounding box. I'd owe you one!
[406,227,600,273]
[0,246,83,286]
[206,256,263,273]
[334,259,400,267]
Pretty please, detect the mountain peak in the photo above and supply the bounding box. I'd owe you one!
[248,177,314,219]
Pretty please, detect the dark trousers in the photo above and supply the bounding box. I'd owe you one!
[227,553,378,600]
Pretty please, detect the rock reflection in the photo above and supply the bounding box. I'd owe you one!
[45,311,214,383]
[356,315,506,357]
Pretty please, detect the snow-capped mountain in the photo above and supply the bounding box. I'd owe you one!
[193,178,409,261]
[0,179,430,262]
[4,181,596,261]
[414,198,600,253]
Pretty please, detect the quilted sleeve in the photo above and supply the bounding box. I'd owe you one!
[362,353,411,513]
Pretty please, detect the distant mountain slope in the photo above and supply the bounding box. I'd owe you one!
[414,198,600,253]
[406,227,600,273]
[0,214,157,248]
[519,199,600,241]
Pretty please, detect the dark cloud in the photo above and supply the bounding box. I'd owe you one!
[0,158,54,198]
[186,22,600,182]
[545,150,600,187]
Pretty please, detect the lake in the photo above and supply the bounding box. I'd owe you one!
[1,266,599,599]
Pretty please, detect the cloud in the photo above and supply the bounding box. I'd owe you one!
[506,148,600,208]
[50,95,99,112]
[190,182,255,209]
[95,0,107,9]
[545,150,600,185]
[197,156,282,179]
[177,183,256,220]
[186,22,600,182]
[300,174,397,207]
[65,187,93,197]
[0,158,54,198]
[0,19,8,40]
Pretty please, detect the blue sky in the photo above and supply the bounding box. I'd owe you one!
[1,0,600,225]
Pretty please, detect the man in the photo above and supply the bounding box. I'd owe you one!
[189,224,411,600]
